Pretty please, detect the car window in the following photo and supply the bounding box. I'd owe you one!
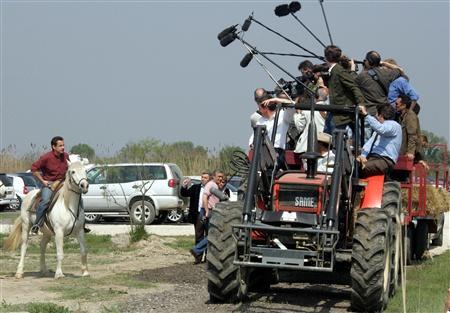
[20,175,38,186]
[169,164,183,180]
[87,167,107,184]
[142,166,166,180]
[0,174,13,186]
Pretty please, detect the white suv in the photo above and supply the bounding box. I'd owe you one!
[83,163,184,224]
[0,174,17,210]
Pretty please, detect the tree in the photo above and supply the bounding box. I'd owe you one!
[70,143,95,161]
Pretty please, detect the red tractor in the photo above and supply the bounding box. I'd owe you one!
[206,104,448,312]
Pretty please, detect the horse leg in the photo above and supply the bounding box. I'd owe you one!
[77,230,90,277]
[40,233,52,275]
[15,219,30,279]
[54,229,65,279]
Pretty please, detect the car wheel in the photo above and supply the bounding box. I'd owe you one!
[85,213,101,223]
[166,209,183,223]
[9,196,22,210]
[131,200,156,225]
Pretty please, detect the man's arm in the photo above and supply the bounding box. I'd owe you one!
[202,193,209,217]
[31,155,49,187]
[366,115,400,137]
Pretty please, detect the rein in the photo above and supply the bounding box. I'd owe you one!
[46,172,87,237]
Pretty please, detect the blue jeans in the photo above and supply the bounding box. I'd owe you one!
[35,187,52,226]
[192,236,208,256]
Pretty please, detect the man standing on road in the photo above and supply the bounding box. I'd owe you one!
[180,171,210,244]
[30,136,69,234]
[189,170,223,264]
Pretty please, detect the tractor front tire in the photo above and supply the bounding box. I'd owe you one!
[351,207,392,312]
[207,201,242,303]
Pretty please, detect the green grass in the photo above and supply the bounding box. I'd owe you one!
[44,272,156,301]
[163,235,194,251]
[0,233,134,255]
[386,250,450,313]
[0,301,72,313]
[0,211,20,222]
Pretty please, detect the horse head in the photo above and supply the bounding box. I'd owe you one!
[67,160,89,194]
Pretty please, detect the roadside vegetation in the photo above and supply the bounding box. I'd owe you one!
[0,138,245,176]
[386,250,450,313]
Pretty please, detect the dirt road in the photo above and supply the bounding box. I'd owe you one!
[0,212,448,312]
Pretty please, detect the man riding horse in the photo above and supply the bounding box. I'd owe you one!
[30,136,90,234]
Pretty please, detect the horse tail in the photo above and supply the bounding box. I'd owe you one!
[4,216,23,251]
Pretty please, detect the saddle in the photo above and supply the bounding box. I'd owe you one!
[29,180,64,215]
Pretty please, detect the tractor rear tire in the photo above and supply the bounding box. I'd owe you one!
[207,201,242,303]
[351,207,392,312]
[382,181,401,297]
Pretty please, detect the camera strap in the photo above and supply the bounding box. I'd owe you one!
[368,69,388,96]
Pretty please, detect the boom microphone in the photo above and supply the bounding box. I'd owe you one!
[289,1,301,13]
[242,16,252,32]
[220,33,236,47]
[240,52,254,68]
[274,4,290,17]
[217,25,237,41]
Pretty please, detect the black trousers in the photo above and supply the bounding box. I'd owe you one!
[361,154,395,178]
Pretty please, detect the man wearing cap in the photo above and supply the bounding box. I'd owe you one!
[316,132,335,173]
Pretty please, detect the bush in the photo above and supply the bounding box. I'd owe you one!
[129,224,148,243]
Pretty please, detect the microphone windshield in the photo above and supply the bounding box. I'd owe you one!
[220,33,236,47]
[274,4,290,17]
[289,1,301,13]
[242,17,252,32]
[217,25,236,41]
[240,52,253,68]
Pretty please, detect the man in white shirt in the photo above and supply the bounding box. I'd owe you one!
[248,95,295,170]
[294,86,329,154]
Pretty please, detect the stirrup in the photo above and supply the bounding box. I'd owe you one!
[30,225,40,234]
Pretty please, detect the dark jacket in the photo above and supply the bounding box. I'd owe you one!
[180,183,202,224]
[399,109,423,160]
[328,63,365,126]
[355,67,401,115]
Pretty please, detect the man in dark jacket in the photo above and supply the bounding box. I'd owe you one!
[355,51,402,139]
[324,45,365,135]
[180,172,210,244]
[395,95,423,162]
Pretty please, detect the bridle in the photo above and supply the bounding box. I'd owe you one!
[68,170,88,194]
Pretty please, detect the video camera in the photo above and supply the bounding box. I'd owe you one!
[271,77,305,100]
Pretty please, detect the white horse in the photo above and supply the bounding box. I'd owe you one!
[0,179,5,198]
[4,160,89,279]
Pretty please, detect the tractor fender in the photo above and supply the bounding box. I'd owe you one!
[360,175,385,210]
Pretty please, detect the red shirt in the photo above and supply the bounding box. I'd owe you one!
[31,151,69,181]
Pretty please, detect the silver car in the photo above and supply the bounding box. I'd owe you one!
[0,174,17,210]
[83,163,184,224]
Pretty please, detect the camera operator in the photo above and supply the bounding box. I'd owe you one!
[248,90,295,170]
[250,88,272,128]
[324,45,365,137]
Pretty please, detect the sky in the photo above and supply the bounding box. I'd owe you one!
[1,0,449,156]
